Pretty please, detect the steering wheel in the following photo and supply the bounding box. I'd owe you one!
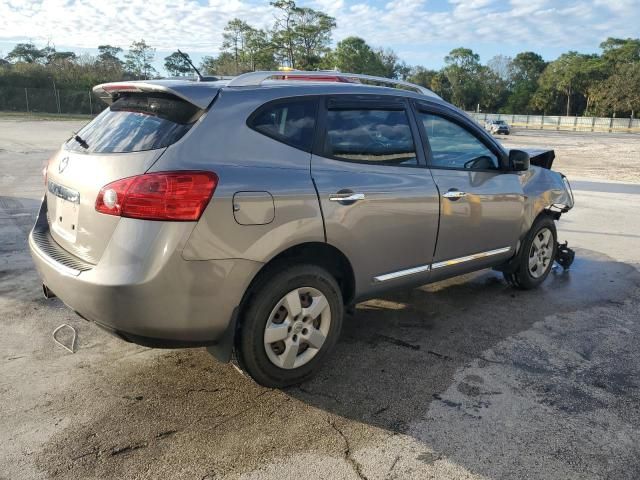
[463,155,493,169]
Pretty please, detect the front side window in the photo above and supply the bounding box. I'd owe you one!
[324,109,417,165]
[249,99,317,152]
[419,112,499,170]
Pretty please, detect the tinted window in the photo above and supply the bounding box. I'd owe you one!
[66,94,202,154]
[250,99,316,151]
[324,109,417,165]
[419,113,499,170]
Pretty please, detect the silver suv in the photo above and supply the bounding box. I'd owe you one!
[30,71,574,387]
[485,119,511,135]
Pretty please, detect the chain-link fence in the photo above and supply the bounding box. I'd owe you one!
[0,86,108,115]
[467,112,640,134]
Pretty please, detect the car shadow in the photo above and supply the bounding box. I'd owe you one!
[286,249,640,434]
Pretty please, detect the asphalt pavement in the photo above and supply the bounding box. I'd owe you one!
[1,121,639,479]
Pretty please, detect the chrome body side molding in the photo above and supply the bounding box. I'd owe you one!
[431,246,512,270]
[373,264,431,283]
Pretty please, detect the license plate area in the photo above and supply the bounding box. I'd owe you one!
[48,181,80,243]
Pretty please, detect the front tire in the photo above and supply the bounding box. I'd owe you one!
[236,264,344,388]
[504,216,557,290]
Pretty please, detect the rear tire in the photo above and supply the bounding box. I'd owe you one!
[504,215,557,290]
[236,264,343,388]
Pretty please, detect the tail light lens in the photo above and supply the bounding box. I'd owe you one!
[95,171,218,221]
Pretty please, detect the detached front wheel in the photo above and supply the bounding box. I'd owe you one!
[236,264,343,388]
[504,216,557,289]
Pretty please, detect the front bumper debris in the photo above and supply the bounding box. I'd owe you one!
[555,241,575,270]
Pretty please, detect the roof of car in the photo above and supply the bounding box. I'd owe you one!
[94,71,445,110]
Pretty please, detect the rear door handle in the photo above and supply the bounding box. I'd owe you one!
[443,190,467,200]
[329,193,365,202]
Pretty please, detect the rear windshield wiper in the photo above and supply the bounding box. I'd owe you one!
[72,133,89,149]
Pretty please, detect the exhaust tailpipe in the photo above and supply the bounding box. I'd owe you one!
[43,284,56,299]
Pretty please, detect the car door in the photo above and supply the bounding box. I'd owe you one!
[413,103,526,279]
[311,95,440,299]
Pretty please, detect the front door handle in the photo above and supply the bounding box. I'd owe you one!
[329,192,365,202]
[443,190,467,200]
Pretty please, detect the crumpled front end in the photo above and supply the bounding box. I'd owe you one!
[521,165,574,219]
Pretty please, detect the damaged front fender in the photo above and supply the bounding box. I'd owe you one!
[520,165,574,223]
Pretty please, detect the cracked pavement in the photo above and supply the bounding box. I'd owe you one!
[1,120,640,479]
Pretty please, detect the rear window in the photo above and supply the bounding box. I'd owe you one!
[65,93,203,154]
[248,98,317,152]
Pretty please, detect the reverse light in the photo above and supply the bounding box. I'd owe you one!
[95,171,218,221]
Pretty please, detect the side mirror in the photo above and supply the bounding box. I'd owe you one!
[509,149,530,171]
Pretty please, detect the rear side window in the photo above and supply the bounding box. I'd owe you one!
[324,109,417,165]
[249,99,317,152]
[65,93,203,154]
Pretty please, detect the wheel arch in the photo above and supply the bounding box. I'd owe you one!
[495,208,558,274]
[248,241,356,306]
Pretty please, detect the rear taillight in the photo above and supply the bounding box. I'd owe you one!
[95,171,218,221]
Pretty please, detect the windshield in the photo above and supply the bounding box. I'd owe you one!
[65,93,203,154]
[495,120,506,125]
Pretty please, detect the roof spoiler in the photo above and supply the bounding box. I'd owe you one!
[93,81,221,109]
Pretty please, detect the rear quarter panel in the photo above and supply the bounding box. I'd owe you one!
[151,89,324,262]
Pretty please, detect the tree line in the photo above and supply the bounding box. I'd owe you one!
[1,0,638,117]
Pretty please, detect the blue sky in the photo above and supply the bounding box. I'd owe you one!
[1,0,639,74]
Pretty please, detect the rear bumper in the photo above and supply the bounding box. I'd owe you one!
[29,199,262,345]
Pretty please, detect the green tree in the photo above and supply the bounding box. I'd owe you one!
[164,51,192,76]
[270,0,335,69]
[534,52,604,115]
[97,45,123,68]
[48,51,77,64]
[504,52,546,113]
[478,66,508,112]
[6,43,46,63]
[430,71,452,101]
[220,19,275,73]
[200,52,237,76]
[600,37,640,67]
[244,27,275,71]
[324,36,385,75]
[407,66,438,90]
[222,18,252,74]
[374,48,402,79]
[596,62,640,117]
[292,6,335,69]
[124,39,156,79]
[443,47,482,110]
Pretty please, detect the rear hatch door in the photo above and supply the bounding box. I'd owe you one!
[46,84,215,264]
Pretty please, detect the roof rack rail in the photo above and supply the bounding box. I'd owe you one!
[226,71,440,99]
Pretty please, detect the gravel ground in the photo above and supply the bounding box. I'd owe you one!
[498,129,640,183]
[1,119,639,479]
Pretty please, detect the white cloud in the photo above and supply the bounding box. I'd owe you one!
[0,0,638,62]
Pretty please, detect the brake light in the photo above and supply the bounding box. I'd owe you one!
[95,171,218,221]
[101,84,143,93]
